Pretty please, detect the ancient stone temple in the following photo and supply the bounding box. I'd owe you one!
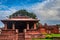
[0,16,39,40]
[0,16,60,40]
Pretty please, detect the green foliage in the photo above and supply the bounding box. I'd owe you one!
[32,38,52,40]
[46,34,52,39]
[9,10,36,19]
[51,34,60,37]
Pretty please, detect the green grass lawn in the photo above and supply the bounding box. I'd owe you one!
[45,34,60,37]
[32,38,52,40]
[32,34,60,40]
[51,34,60,37]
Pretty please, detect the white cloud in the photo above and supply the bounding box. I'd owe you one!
[0,5,17,19]
[0,0,60,25]
[0,5,17,27]
[28,0,60,24]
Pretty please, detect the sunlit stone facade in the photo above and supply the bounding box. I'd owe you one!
[0,16,59,40]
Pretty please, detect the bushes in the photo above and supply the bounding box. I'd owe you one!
[46,34,53,39]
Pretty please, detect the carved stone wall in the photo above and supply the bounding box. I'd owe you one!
[0,29,17,40]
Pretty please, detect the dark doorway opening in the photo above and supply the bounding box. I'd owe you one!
[15,22,27,33]
[7,22,12,29]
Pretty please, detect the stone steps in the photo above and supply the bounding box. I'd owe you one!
[18,33,24,40]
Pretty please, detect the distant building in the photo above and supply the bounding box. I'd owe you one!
[0,16,60,40]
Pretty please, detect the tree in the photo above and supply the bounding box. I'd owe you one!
[9,10,37,19]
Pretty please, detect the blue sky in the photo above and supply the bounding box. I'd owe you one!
[0,0,44,10]
[0,0,60,27]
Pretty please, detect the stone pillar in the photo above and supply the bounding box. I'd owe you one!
[16,31,18,40]
[4,22,7,30]
[16,29,18,33]
[34,23,36,29]
[24,29,26,33]
[12,23,15,30]
[27,22,29,30]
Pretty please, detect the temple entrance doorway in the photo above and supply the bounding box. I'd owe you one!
[15,21,27,33]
